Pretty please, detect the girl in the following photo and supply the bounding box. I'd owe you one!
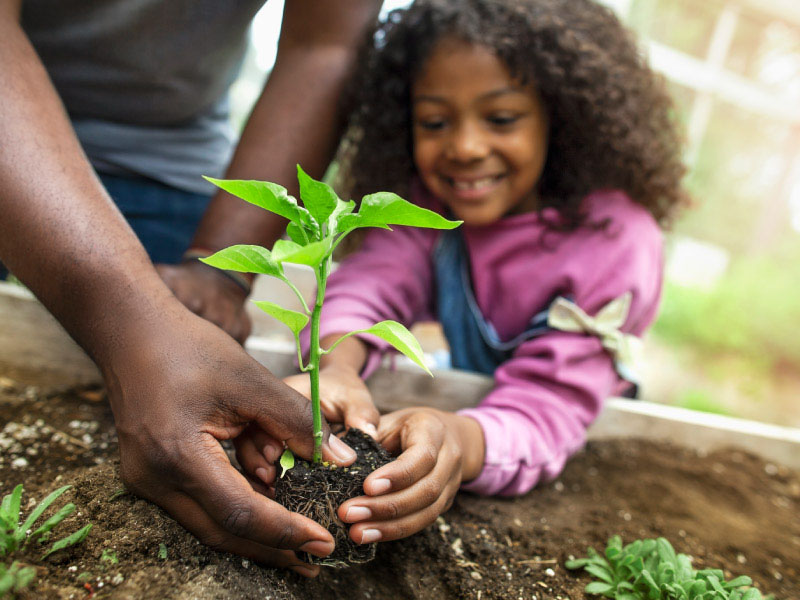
[241,0,686,549]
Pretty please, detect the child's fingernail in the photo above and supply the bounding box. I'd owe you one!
[327,435,357,463]
[255,467,273,484]
[360,529,382,544]
[344,506,372,522]
[369,478,391,495]
[262,443,281,463]
[363,423,378,438]
[299,539,335,557]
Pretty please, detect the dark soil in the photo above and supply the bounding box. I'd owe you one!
[274,428,392,567]
[1,377,798,599]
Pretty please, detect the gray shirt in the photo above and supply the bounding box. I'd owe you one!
[22,0,266,194]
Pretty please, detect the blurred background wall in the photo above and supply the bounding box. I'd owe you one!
[231,0,800,427]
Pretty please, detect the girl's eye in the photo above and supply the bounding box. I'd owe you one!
[487,114,519,126]
[416,118,447,131]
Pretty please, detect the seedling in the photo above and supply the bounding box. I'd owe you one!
[0,561,35,598]
[1,484,92,560]
[566,536,764,600]
[202,166,460,462]
[99,548,118,567]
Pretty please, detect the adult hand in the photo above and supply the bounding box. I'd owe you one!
[158,260,252,344]
[105,300,357,577]
[337,408,484,544]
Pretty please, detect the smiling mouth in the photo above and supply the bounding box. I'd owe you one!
[442,174,505,193]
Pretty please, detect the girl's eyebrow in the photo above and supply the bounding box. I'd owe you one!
[412,87,526,104]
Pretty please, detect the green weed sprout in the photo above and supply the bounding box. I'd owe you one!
[0,561,36,598]
[566,536,764,600]
[201,166,460,462]
[1,484,93,561]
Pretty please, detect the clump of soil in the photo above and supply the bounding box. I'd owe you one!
[274,428,391,567]
[1,377,798,599]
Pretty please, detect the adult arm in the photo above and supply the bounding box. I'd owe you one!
[0,2,355,574]
[160,0,381,342]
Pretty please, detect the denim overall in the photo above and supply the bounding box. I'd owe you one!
[433,228,556,375]
[432,228,638,397]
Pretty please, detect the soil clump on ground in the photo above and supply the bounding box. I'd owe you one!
[1,378,798,599]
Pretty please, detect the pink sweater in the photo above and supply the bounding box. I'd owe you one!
[315,188,663,496]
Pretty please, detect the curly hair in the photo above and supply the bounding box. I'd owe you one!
[335,0,688,229]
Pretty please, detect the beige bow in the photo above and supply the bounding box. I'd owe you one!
[547,292,642,383]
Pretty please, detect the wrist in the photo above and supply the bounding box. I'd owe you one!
[319,334,367,374]
[451,414,485,482]
[181,247,253,296]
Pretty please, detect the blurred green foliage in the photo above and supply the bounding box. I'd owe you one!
[672,389,730,416]
[653,256,800,370]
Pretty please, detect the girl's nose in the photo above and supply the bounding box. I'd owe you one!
[445,121,489,163]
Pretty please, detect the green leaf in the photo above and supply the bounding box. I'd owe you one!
[279,450,294,478]
[0,530,15,557]
[565,558,592,569]
[204,177,316,233]
[29,503,76,542]
[347,321,431,375]
[101,548,118,565]
[272,238,332,268]
[286,222,310,245]
[16,485,71,544]
[42,523,93,559]
[158,543,168,560]
[328,199,357,235]
[252,301,309,335]
[723,576,752,589]
[1,485,23,529]
[657,537,677,565]
[200,245,283,277]
[585,563,614,584]
[0,568,13,595]
[338,192,461,233]
[12,563,35,592]
[741,589,762,600]
[584,581,614,595]
[297,165,338,227]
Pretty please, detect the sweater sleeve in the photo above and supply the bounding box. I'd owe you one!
[458,214,663,497]
[305,225,436,376]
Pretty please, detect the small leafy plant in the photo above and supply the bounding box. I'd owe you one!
[0,561,35,598]
[1,484,93,560]
[566,536,764,600]
[201,166,460,462]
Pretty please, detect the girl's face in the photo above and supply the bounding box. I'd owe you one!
[412,39,549,226]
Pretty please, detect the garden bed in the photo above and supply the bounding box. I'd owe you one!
[1,378,797,599]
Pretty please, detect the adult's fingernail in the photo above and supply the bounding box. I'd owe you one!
[362,423,378,438]
[344,506,372,522]
[299,539,335,557]
[292,564,319,578]
[360,529,382,544]
[327,435,357,463]
[369,478,391,495]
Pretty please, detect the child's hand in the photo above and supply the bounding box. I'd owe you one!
[283,366,380,437]
[337,408,485,544]
[234,366,378,486]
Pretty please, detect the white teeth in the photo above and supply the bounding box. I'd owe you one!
[451,176,497,191]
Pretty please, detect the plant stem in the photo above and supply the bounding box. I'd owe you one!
[309,261,328,463]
